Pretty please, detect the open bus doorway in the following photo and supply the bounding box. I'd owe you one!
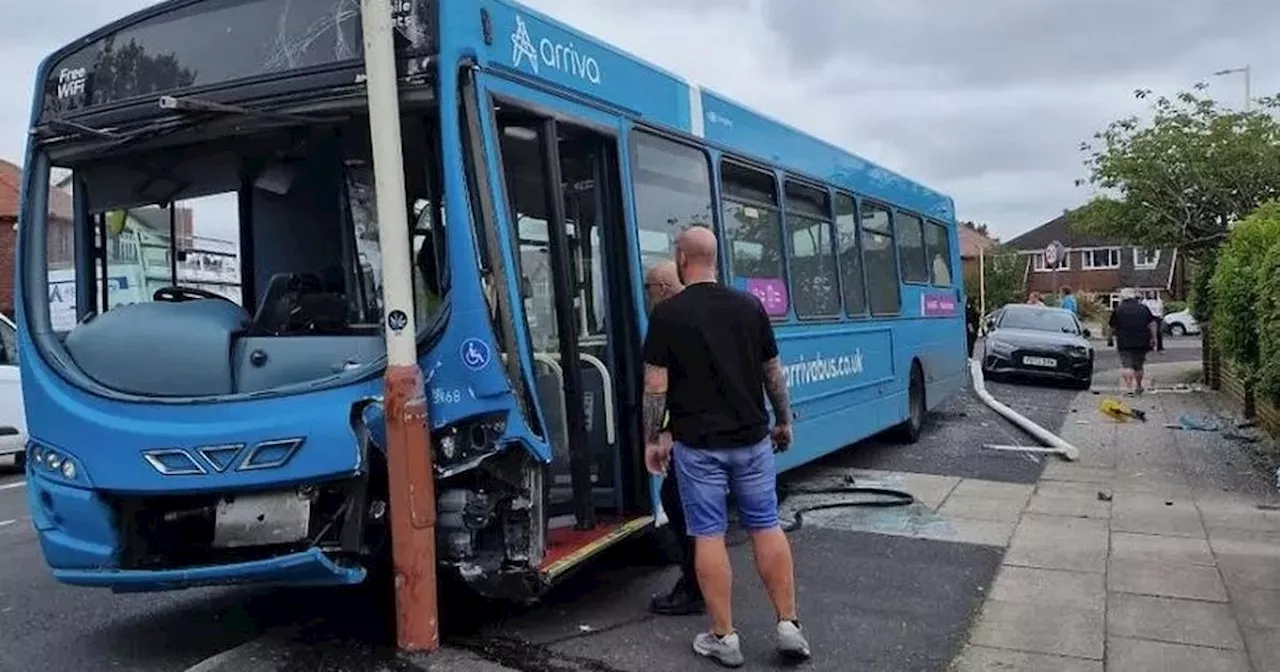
[492,104,651,578]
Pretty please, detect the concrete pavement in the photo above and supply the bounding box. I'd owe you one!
[953,382,1280,671]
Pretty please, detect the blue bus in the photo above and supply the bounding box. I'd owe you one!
[16,0,966,601]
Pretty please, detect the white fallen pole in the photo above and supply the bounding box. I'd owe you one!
[970,358,1080,461]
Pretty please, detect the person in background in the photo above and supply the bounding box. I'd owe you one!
[1027,291,1045,306]
[1060,287,1078,315]
[965,295,980,357]
[1142,294,1165,352]
[642,261,703,617]
[1108,288,1158,396]
[642,227,810,666]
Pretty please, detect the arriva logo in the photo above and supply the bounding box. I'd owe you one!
[510,15,602,85]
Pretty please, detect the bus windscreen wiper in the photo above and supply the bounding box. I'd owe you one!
[38,118,124,141]
[159,95,335,125]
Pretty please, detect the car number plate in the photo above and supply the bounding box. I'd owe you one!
[1023,356,1057,368]
[213,491,311,548]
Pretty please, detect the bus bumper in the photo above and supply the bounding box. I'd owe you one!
[51,548,365,593]
[28,470,366,593]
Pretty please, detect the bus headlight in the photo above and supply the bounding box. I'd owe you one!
[29,443,82,483]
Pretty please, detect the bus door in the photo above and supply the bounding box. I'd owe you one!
[491,104,640,540]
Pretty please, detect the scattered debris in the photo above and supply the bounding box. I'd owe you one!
[1172,413,1219,432]
[1237,419,1258,429]
[1165,501,1174,507]
[1257,503,1280,511]
[1100,398,1147,422]
[1096,491,1113,502]
[578,625,594,633]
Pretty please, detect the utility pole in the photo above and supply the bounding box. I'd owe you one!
[1213,66,1251,112]
[361,0,439,653]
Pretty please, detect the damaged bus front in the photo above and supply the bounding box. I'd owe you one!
[16,0,650,601]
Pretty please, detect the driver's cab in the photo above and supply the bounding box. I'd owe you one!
[52,114,445,399]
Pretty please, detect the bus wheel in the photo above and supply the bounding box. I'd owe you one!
[13,451,25,471]
[894,364,926,444]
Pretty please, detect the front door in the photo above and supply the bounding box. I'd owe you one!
[492,106,629,532]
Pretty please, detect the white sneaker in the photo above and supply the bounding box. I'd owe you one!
[693,630,745,668]
[776,620,811,660]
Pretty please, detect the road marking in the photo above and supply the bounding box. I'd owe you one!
[0,481,25,491]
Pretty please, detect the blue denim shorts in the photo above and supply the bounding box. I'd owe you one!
[673,436,780,537]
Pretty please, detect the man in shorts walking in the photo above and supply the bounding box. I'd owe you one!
[641,226,810,667]
[1109,288,1158,395]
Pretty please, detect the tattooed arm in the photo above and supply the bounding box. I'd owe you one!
[642,364,669,444]
[763,356,792,425]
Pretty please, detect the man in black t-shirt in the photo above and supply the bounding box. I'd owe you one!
[642,261,704,617]
[641,227,810,667]
[1108,288,1158,395]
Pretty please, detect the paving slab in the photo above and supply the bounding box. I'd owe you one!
[948,479,1035,503]
[1106,593,1245,650]
[1109,532,1215,565]
[1242,627,1280,672]
[1106,557,1227,602]
[937,493,1027,523]
[1025,490,1113,519]
[1110,496,1206,538]
[1216,553,1280,592]
[988,565,1105,611]
[950,645,1102,672]
[1003,515,1108,573]
[1225,586,1280,631]
[968,599,1103,660]
[1105,636,1252,672]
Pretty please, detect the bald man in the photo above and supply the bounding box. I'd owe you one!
[641,227,810,666]
[643,261,704,616]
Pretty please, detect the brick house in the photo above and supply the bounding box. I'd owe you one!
[1004,212,1187,308]
[0,159,74,319]
[959,224,998,290]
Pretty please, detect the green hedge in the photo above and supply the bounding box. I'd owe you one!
[1212,200,1280,396]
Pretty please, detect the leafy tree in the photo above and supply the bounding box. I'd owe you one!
[973,248,1027,312]
[1210,200,1280,390]
[1071,86,1280,318]
[960,220,995,240]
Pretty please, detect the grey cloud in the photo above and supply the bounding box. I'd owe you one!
[763,0,1278,87]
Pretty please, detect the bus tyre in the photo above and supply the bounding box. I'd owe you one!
[13,451,25,471]
[894,364,926,444]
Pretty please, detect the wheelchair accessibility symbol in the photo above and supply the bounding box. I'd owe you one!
[460,337,491,371]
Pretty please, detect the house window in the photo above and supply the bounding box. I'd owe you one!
[1134,248,1160,269]
[1031,251,1070,272]
[1080,248,1121,270]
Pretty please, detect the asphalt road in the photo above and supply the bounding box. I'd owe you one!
[0,339,1192,672]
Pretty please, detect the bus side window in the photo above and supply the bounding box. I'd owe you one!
[860,202,901,315]
[896,211,929,284]
[721,161,787,318]
[783,180,839,318]
[834,193,867,316]
[925,220,953,286]
[630,131,714,263]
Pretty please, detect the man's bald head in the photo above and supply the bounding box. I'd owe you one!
[674,226,719,284]
[645,260,683,309]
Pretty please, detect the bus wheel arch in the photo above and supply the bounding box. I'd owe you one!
[894,359,926,444]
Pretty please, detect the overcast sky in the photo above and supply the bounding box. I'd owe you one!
[1,0,1275,241]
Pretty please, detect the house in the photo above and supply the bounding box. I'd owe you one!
[1004,211,1187,308]
[0,159,75,318]
[959,224,999,290]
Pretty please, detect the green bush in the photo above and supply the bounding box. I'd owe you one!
[1163,300,1188,315]
[1256,238,1280,401]
[1075,293,1106,322]
[1211,200,1280,387]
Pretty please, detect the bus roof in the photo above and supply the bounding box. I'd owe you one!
[33,0,954,221]
[482,0,955,221]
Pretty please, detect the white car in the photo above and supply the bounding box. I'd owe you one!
[1163,309,1201,336]
[0,313,26,470]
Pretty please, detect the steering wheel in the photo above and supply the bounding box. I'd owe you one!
[153,285,235,303]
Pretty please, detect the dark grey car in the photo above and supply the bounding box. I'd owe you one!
[981,304,1094,389]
